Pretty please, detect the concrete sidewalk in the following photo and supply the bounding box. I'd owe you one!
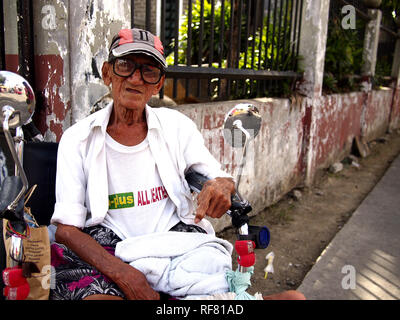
[297,154,400,300]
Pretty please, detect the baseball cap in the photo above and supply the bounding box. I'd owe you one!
[108,28,167,70]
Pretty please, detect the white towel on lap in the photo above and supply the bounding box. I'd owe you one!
[115,232,233,298]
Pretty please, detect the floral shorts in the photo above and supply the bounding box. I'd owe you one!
[49,222,205,300]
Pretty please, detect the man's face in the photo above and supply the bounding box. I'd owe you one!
[102,54,165,111]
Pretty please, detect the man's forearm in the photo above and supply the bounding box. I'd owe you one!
[55,223,160,300]
[55,224,127,281]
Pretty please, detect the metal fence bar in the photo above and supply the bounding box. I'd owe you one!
[197,0,205,96]
[294,0,303,71]
[233,0,243,97]
[241,0,251,96]
[172,0,180,98]
[256,0,265,96]
[280,0,290,70]
[263,0,272,94]
[380,24,399,39]
[131,0,135,27]
[217,1,226,99]
[274,0,284,71]
[226,0,235,98]
[268,1,277,71]
[291,0,300,71]
[165,65,302,80]
[249,0,259,97]
[287,0,294,68]
[159,0,166,99]
[243,1,251,70]
[145,0,151,30]
[186,0,193,98]
[207,0,215,97]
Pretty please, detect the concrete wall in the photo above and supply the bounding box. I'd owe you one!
[3,0,131,141]
[313,92,364,170]
[363,89,394,141]
[175,97,306,231]
[174,86,398,231]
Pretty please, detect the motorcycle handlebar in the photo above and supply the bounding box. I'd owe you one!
[185,170,252,228]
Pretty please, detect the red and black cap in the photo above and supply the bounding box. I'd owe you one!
[108,28,167,70]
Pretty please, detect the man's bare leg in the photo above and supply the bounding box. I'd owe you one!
[263,290,306,300]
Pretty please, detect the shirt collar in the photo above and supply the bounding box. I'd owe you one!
[88,101,162,135]
[145,104,162,131]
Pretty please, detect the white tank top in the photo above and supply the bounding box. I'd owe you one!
[101,133,180,240]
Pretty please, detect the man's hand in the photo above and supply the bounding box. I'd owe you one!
[115,264,160,300]
[195,177,235,223]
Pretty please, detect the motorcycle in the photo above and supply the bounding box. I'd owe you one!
[0,71,270,300]
[0,70,36,300]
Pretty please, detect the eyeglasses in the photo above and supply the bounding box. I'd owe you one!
[113,58,164,84]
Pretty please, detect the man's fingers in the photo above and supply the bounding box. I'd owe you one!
[195,201,207,223]
[195,179,234,222]
[195,191,211,223]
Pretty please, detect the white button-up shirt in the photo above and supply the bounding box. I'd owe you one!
[50,102,231,235]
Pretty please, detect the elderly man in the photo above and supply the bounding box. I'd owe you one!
[49,28,304,301]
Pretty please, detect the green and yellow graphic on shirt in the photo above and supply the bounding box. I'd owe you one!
[108,192,135,210]
[108,187,169,210]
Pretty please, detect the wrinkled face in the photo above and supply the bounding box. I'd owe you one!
[102,54,165,112]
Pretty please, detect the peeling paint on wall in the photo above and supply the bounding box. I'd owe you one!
[363,89,393,141]
[176,97,305,231]
[69,0,130,123]
[313,92,364,169]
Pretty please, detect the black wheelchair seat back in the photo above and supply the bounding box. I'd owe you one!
[23,141,58,226]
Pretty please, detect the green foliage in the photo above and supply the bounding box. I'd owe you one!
[323,0,400,93]
[166,0,232,66]
[238,12,296,73]
[323,16,365,93]
[167,0,300,99]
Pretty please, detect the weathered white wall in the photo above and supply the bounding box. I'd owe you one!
[175,97,306,231]
[297,0,331,185]
[67,0,130,123]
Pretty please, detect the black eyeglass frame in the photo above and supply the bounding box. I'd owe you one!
[112,58,165,84]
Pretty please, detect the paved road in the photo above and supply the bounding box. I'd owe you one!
[298,154,400,300]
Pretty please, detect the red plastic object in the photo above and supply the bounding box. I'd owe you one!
[2,266,26,287]
[237,253,256,267]
[235,240,255,255]
[3,282,30,300]
[235,240,256,267]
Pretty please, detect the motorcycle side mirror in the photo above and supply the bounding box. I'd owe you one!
[223,103,261,194]
[0,70,35,129]
[223,103,261,148]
